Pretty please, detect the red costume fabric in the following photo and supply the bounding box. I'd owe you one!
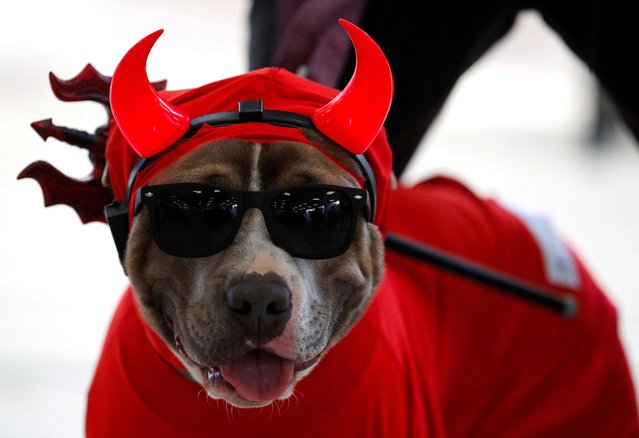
[88,64,638,436]
[87,176,639,437]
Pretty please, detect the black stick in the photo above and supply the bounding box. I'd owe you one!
[385,233,578,318]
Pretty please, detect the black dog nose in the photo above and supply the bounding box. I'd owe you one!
[226,273,292,344]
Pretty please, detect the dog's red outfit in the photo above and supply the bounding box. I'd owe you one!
[82,33,638,435]
[87,176,639,436]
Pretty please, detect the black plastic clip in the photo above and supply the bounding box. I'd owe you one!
[238,100,264,122]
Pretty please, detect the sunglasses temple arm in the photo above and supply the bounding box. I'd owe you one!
[384,233,578,318]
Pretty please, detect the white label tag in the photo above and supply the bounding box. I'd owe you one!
[504,202,581,290]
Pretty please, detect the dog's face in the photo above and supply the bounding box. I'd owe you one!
[125,130,384,407]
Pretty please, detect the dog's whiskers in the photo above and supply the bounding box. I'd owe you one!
[282,395,293,411]
[268,399,284,419]
[196,387,208,402]
[266,403,276,420]
[215,397,225,415]
[292,389,305,407]
[223,400,238,421]
[203,390,217,407]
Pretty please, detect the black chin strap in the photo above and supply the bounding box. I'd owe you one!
[384,233,577,318]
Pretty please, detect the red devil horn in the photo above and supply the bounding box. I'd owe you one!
[110,29,190,157]
[312,20,393,155]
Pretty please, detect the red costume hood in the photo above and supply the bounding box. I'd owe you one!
[105,67,393,233]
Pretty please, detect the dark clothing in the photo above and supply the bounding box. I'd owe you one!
[250,0,639,174]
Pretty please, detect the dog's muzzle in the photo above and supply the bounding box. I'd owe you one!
[226,273,293,345]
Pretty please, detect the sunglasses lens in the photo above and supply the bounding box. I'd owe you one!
[269,188,355,258]
[153,188,240,257]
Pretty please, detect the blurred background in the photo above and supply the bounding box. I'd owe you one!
[0,0,637,436]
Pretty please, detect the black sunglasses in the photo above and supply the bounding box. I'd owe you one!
[134,183,370,259]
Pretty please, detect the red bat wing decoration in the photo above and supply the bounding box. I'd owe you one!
[18,160,113,224]
[19,64,166,224]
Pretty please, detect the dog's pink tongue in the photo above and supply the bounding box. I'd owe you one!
[220,350,294,402]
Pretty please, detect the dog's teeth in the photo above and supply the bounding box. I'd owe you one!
[208,367,222,382]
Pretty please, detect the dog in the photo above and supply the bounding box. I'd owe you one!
[24,20,639,437]
[125,133,384,407]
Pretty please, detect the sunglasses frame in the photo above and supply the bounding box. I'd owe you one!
[104,102,379,269]
[133,183,371,259]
